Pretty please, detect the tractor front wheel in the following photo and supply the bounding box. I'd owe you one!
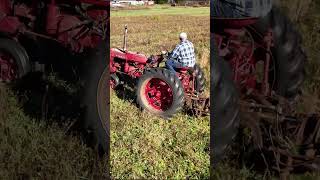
[136,68,185,118]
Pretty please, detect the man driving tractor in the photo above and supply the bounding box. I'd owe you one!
[165,32,196,73]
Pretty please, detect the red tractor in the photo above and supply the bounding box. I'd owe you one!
[0,0,109,156]
[212,6,307,169]
[110,25,207,118]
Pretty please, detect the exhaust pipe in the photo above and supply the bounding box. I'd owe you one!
[123,25,127,51]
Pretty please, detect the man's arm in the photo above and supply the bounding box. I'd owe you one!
[170,45,180,59]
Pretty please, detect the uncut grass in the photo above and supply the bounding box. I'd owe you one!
[110,10,210,178]
[0,87,108,179]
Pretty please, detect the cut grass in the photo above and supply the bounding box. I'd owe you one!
[110,5,210,179]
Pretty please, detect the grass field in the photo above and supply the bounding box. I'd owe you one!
[110,5,210,179]
[0,86,108,179]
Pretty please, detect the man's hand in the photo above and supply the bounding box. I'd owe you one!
[161,50,172,58]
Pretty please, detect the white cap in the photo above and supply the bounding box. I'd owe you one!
[179,32,187,40]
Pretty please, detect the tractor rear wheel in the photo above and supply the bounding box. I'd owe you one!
[136,68,185,118]
[254,7,306,99]
[80,42,109,157]
[193,64,206,93]
[211,43,240,167]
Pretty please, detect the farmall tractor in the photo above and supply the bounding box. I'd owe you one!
[211,6,320,176]
[0,0,109,156]
[110,26,208,118]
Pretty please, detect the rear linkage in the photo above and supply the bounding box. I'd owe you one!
[184,93,210,117]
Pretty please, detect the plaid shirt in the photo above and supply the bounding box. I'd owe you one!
[170,40,196,67]
[212,0,273,18]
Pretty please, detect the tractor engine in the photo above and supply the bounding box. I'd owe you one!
[111,57,145,78]
[110,48,148,78]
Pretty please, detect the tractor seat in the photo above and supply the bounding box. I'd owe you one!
[175,66,194,74]
[176,66,191,71]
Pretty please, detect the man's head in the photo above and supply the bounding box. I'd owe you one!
[179,32,187,42]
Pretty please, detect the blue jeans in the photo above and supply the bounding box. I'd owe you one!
[165,59,184,73]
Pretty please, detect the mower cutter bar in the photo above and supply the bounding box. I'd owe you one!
[238,91,320,179]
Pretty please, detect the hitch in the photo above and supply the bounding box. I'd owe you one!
[184,94,210,117]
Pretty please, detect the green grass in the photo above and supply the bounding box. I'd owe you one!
[0,87,108,179]
[111,4,209,17]
[110,94,209,179]
[110,6,210,179]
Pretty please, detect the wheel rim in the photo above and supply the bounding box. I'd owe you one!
[0,50,18,83]
[143,78,173,111]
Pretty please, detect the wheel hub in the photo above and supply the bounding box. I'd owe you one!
[144,78,173,111]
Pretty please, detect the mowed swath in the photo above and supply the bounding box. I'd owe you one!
[110,6,210,179]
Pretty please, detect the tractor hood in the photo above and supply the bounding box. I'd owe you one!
[110,48,148,64]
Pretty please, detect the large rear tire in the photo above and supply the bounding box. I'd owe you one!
[254,7,307,99]
[211,42,240,167]
[136,68,185,119]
